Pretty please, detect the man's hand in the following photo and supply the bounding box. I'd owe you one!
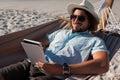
[36,61,63,75]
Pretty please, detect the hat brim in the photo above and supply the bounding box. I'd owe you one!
[67,4,99,28]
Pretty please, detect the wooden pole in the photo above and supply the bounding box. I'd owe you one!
[107,0,114,8]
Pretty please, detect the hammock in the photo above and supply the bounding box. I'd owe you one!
[0,19,66,68]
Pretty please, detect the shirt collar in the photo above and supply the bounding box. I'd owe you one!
[70,29,89,35]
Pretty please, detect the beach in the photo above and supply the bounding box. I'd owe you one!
[0,0,120,35]
[0,0,120,80]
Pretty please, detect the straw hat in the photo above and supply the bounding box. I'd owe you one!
[67,0,99,30]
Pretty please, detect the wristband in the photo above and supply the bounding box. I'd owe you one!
[63,63,70,77]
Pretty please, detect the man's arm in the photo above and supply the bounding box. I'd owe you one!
[36,51,109,75]
[69,51,109,75]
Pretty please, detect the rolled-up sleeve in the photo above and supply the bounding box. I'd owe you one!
[91,38,109,54]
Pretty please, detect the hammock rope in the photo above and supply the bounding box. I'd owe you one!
[94,0,120,34]
[105,7,120,34]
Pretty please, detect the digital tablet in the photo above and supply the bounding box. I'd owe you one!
[21,39,46,64]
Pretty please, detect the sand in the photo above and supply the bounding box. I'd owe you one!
[0,0,120,35]
[0,0,120,80]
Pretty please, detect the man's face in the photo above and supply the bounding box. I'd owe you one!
[70,9,89,32]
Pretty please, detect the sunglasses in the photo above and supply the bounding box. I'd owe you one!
[70,15,86,22]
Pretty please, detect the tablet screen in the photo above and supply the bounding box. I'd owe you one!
[21,39,46,64]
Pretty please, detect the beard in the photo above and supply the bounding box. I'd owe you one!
[72,24,88,32]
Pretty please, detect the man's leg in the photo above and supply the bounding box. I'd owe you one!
[30,76,63,80]
[29,65,63,80]
[0,59,63,80]
[0,59,31,80]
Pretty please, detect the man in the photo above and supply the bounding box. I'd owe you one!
[0,0,109,80]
